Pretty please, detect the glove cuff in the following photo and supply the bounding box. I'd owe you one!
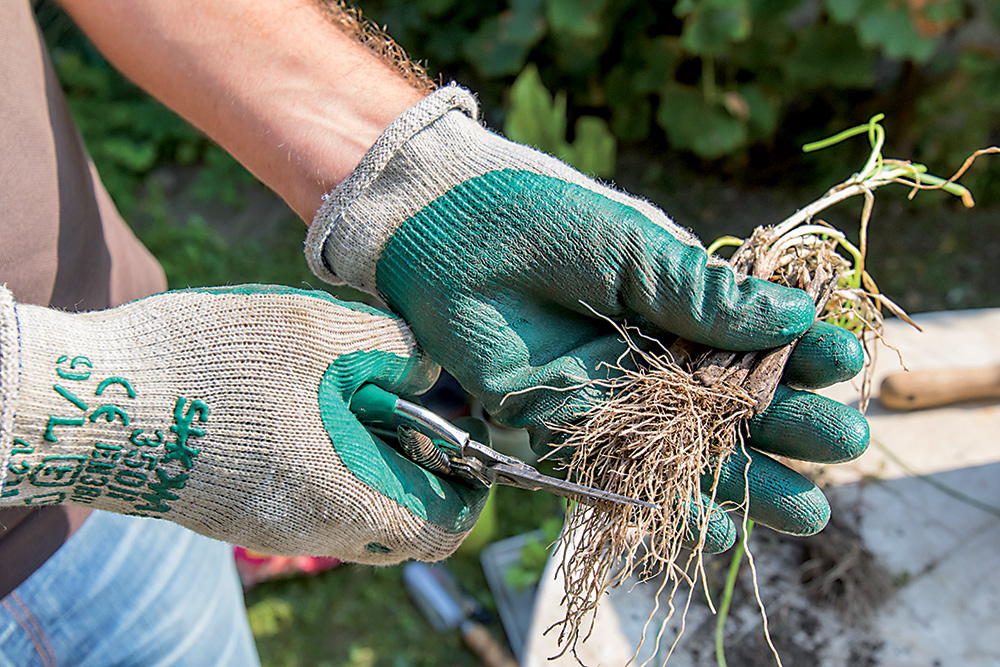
[0,286,20,495]
[306,84,708,298]
[305,85,479,288]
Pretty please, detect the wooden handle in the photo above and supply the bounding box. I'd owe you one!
[461,621,519,667]
[878,365,1000,410]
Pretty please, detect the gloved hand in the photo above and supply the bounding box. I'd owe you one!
[0,285,486,564]
[304,86,868,548]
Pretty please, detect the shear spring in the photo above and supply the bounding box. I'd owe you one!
[398,426,452,476]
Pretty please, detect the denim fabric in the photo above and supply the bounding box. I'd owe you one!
[0,511,260,666]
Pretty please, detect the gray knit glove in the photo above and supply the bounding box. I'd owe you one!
[0,285,487,563]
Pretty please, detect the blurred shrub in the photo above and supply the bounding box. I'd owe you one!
[363,0,1000,193]
[37,0,1000,199]
[503,64,616,177]
[35,1,257,217]
[51,50,257,216]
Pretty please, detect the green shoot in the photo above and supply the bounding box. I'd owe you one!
[715,519,754,667]
[711,115,996,345]
[801,113,985,205]
[801,114,885,153]
[705,236,744,256]
[706,115,995,411]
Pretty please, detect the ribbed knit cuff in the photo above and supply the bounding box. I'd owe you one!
[0,286,21,494]
[305,85,479,287]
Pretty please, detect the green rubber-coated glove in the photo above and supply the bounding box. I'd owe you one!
[0,285,487,563]
[695,320,870,552]
[304,86,868,549]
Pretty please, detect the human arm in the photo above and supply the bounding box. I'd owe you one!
[0,285,486,562]
[55,0,426,222]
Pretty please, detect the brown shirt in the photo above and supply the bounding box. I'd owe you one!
[1,0,167,597]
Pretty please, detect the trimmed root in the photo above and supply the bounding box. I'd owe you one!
[538,137,989,664]
[545,324,755,661]
[544,229,850,664]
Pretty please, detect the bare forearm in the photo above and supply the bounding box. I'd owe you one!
[58,0,427,222]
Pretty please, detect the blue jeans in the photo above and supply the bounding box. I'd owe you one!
[0,511,260,666]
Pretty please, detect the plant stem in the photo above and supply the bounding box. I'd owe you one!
[716,519,755,667]
[802,114,885,153]
[768,181,874,241]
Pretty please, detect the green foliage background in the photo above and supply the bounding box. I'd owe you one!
[38,0,1000,218]
[365,0,1000,191]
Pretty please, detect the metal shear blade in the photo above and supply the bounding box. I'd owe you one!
[386,395,656,511]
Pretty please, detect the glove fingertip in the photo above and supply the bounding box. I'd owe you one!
[709,446,831,536]
[785,320,865,389]
[745,482,831,537]
[683,497,737,554]
[826,406,870,463]
[701,512,738,554]
[752,385,870,464]
[701,274,816,350]
[743,277,816,344]
[777,485,831,536]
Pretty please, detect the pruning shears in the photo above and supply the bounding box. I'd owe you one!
[350,384,656,510]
